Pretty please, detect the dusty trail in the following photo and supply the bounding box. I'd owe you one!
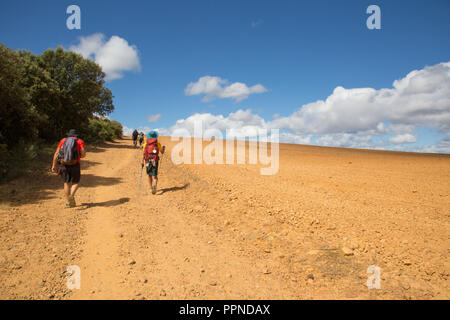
[70,138,302,299]
[0,137,449,300]
[70,143,134,299]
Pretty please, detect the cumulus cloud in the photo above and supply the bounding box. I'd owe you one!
[416,133,450,153]
[269,62,450,135]
[122,126,133,137]
[147,114,161,123]
[122,126,166,137]
[167,109,267,138]
[389,133,417,144]
[70,33,141,80]
[124,62,450,154]
[185,76,268,102]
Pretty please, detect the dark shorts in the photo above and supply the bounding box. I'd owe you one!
[146,161,159,177]
[60,163,81,183]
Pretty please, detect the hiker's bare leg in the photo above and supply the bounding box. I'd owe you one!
[154,176,158,189]
[148,175,153,187]
[64,183,72,198]
[64,182,73,206]
[70,183,79,196]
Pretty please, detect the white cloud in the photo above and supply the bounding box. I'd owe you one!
[122,126,133,137]
[185,76,268,102]
[269,62,450,135]
[124,62,450,154]
[122,126,166,137]
[415,133,450,153]
[278,133,312,145]
[389,133,417,144]
[147,114,161,123]
[70,33,141,80]
[167,109,267,138]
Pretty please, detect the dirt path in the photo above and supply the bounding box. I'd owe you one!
[70,138,302,299]
[0,137,449,300]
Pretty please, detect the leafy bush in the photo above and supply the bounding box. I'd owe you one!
[0,140,39,181]
[82,118,123,143]
[0,43,123,182]
[110,120,123,139]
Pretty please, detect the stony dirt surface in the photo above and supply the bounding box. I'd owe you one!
[0,137,448,300]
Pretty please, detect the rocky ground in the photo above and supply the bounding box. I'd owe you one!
[0,137,448,299]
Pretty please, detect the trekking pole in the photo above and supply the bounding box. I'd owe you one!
[138,164,143,193]
[158,146,166,172]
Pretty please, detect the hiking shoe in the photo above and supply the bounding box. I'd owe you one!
[68,195,76,208]
[152,186,157,195]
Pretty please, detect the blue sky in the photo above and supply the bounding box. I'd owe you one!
[1,0,449,153]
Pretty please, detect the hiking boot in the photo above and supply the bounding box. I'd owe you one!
[68,195,76,208]
[152,186,157,195]
[65,195,71,208]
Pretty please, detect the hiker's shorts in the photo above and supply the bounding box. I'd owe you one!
[60,163,81,183]
[146,161,158,177]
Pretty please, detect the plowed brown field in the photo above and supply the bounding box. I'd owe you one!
[0,137,448,300]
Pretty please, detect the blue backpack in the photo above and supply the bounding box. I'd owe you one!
[59,137,79,166]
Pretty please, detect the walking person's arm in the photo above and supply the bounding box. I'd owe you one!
[51,148,60,173]
[78,139,86,159]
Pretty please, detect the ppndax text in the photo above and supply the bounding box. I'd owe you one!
[179,304,270,317]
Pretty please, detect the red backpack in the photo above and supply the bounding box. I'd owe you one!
[144,138,159,161]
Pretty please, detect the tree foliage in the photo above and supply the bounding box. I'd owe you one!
[82,118,123,143]
[0,45,39,148]
[0,44,122,181]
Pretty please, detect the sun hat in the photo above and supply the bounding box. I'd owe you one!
[147,131,159,139]
[67,129,79,137]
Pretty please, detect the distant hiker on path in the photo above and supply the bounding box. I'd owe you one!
[51,129,86,208]
[138,132,144,147]
[132,129,139,148]
[141,131,165,195]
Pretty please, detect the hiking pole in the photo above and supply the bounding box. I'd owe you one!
[158,146,166,172]
[138,163,143,193]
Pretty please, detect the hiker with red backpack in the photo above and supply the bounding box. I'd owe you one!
[51,129,86,208]
[141,131,165,195]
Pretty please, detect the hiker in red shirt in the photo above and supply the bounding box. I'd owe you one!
[141,131,164,195]
[51,129,86,208]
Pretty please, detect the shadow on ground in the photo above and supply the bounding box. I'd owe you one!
[80,197,130,209]
[158,183,190,195]
[0,139,128,208]
[0,173,123,207]
[87,139,140,153]
[81,160,102,170]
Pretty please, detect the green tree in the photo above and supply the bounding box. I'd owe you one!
[18,50,59,141]
[0,43,122,181]
[0,45,41,180]
[36,46,114,140]
[110,120,123,139]
[82,117,123,143]
[0,44,39,148]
